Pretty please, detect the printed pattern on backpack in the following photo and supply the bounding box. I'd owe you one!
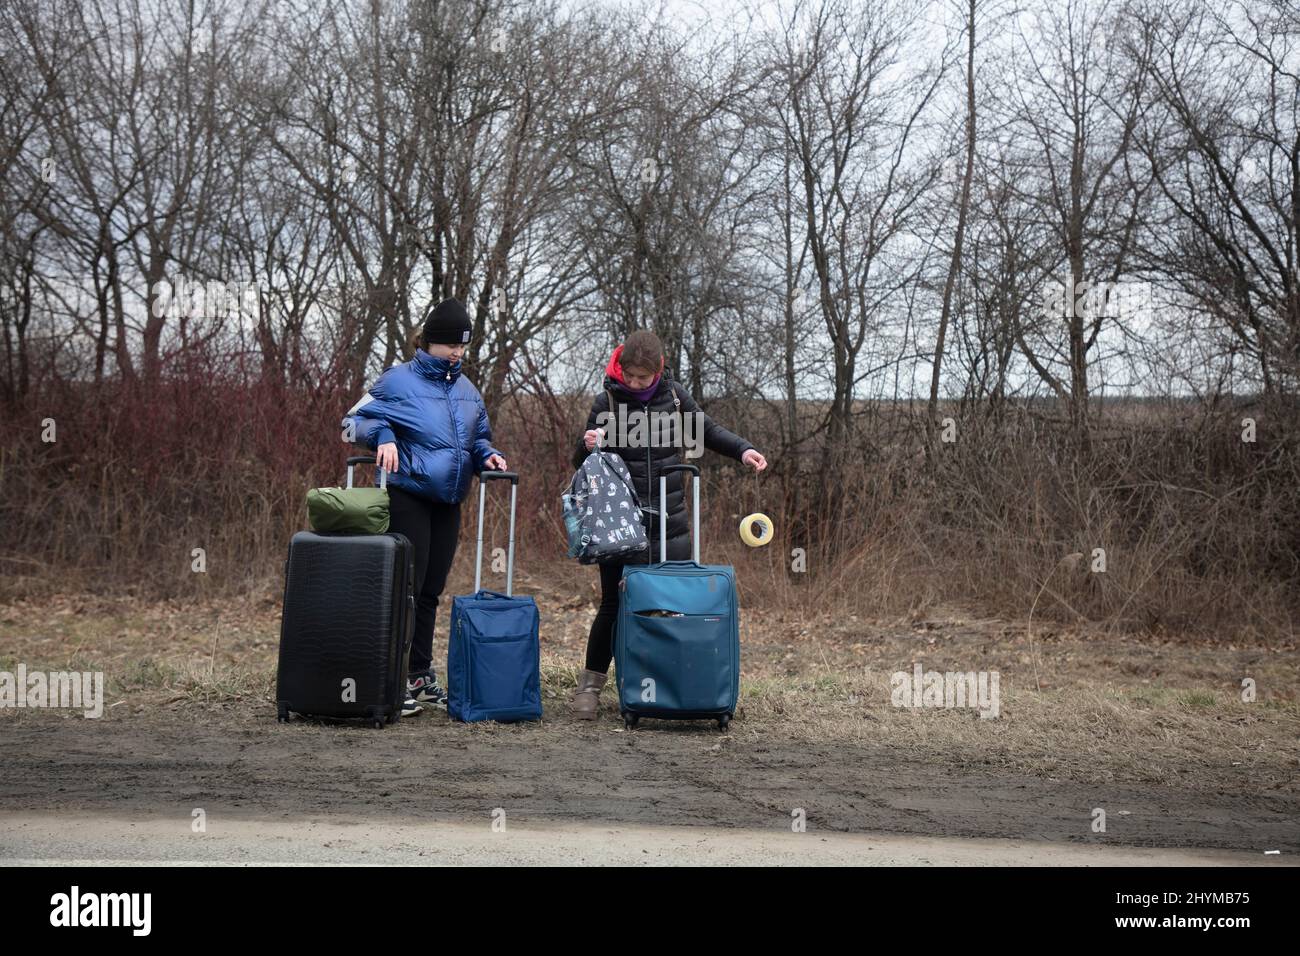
[562,451,648,564]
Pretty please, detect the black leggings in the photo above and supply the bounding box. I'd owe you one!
[388,485,462,675]
[583,534,690,674]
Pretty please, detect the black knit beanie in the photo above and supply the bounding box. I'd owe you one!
[421,298,473,345]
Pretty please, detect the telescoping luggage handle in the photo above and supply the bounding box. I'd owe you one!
[475,470,520,595]
[658,463,700,564]
[346,454,388,490]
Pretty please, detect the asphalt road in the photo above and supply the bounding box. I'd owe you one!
[1,813,1289,866]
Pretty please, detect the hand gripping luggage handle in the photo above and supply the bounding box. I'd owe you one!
[346,454,388,490]
[658,463,700,564]
[475,470,519,595]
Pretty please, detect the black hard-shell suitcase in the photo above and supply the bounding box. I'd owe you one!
[276,457,415,728]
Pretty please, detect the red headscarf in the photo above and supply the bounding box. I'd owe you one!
[606,344,664,386]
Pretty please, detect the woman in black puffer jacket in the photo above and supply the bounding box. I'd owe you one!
[568,329,767,719]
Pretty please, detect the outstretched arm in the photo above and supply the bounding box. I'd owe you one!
[674,385,755,462]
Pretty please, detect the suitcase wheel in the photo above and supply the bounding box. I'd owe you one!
[717,715,731,731]
[372,719,385,730]
[623,713,639,730]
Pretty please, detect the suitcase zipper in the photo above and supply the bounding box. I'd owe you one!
[457,616,470,713]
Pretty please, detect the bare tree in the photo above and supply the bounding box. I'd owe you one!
[999,0,1154,438]
[928,0,980,445]
[776,0,943,470]
[1134,0,1300,396]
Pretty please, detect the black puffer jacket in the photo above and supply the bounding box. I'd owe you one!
[572,371,754,560]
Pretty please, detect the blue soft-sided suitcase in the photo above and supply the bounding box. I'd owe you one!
[615,464,739,730]
[447,471,542,722]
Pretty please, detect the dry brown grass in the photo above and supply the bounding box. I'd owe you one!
[3,384,1298,643]
[3,590,1295,794]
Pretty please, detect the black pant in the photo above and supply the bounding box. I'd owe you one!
[388,485,462,676]
[583,534,690,674]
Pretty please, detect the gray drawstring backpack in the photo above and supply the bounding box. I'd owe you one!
[562,450,648,564]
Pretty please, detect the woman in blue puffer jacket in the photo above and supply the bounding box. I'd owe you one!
[343,298,507,715]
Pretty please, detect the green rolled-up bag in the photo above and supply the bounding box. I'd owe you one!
[306,456,391,535]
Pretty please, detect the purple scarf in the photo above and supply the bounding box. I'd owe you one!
[619,374,661,404]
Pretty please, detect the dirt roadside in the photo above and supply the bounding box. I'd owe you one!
[0,696,1296,857]
[1,589,1297,862]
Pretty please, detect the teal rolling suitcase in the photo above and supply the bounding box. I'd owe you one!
[615,464,739,730]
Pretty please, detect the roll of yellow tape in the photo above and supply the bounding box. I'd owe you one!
[740,512,774,547]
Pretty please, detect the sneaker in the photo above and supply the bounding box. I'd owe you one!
[400,696,423,718]
[408,670,449,709]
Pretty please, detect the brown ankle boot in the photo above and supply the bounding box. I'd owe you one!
[570,669,608,720]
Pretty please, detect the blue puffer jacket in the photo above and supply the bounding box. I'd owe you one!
[342,350,501,504]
